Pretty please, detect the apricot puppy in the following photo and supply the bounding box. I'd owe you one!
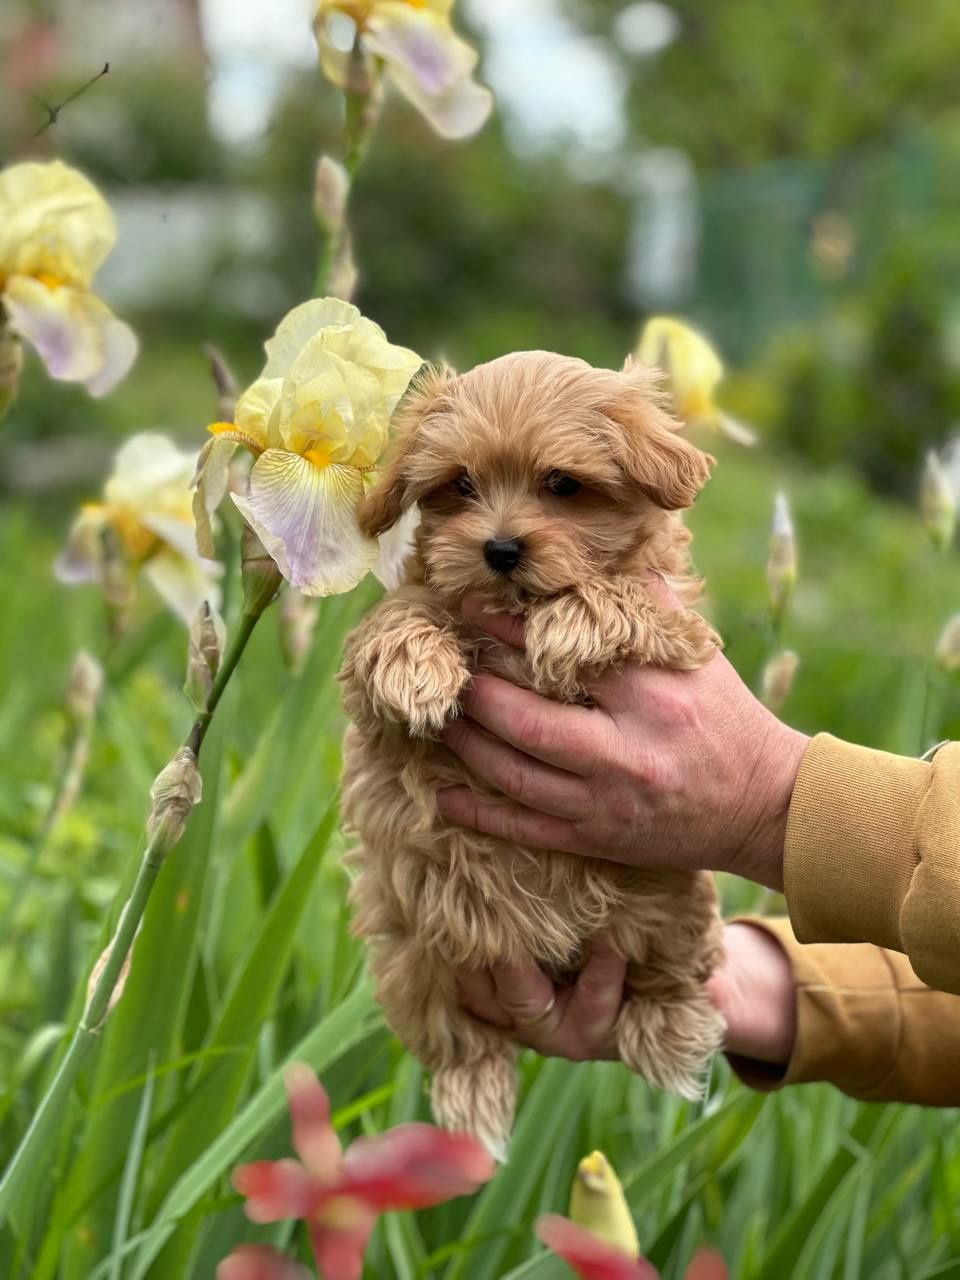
[339,351,725,1158]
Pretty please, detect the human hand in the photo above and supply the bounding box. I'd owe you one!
[457,923,797,1068]
[437,584,809,890]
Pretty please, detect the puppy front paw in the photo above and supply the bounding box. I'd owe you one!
[525,581,721,700]
[525,592,616,701]
[347,625,469,736]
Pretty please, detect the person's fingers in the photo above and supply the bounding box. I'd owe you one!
[641,570,685,610]
[457,968,513,1029]
[490,958,563,1038]
[566,938,627,1039]
[461,596,526,649]
[436,786,581,852]
[460,675,603,775]
[442,720,595,821]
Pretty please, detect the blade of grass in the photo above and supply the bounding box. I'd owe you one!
[107,1053,156,1280]
[127,981,380,1279]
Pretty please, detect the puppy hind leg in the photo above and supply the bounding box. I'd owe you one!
[370,938,518,1160]
[616,985,725,1101]
[430,1045,518,1165]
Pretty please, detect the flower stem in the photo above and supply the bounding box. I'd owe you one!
[0,607,264,1217]
[187,608,259,756]
[0,829,165,1215]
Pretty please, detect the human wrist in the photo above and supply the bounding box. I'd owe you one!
[733,722,810,891]
[709,922,797,1066]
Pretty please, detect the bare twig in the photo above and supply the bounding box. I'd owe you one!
[31,62,110,137]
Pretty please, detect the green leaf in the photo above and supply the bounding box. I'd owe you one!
[43,715,227,1280]
[143,804,341,1274]
[107,1053,156,1280]
[443,1059,588,1280]
[127,981,380,1280]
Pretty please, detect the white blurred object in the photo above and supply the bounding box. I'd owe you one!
[464,0,625,154]
[614,2,679,57]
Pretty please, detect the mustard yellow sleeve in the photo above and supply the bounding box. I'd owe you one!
[726,918,960,1106]
[783,735,960,997]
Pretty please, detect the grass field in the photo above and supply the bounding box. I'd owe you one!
[2,426,959,1279]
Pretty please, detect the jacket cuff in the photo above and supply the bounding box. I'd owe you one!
[725,918,900,1095]
[783,734,930,951]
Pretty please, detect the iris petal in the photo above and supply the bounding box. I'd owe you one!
[3,275,137,395]
[364,7,493,139]
[142,548,221,625]
[232,450,378,597]
[0,160,116,286]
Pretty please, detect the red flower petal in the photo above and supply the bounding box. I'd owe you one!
[233,1159,318,1222]
[285,1063,343,1182]
[338,1123,495,1211]
[685,1248,729,1280]
[536,1215,660,1280]
[309,1215,377,1280]
[216,1244,312,1280]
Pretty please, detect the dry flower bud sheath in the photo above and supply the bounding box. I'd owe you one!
[185,601,227,709]
[204,342,240,423]
[762,650,800,712]
[84,924,136,1030]
[147,747,202,856]
[66,649,104,726]
[921,450,956,553]
[767,493,797,624]
[314,155,358,300]
[280,588,319,675]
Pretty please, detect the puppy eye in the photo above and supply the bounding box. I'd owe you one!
[453,471,476,499]
[545,471,582,498]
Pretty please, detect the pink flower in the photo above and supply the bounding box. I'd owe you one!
[217,1244,312,1280]
[536,1215,728,1280]
[219,1064,495,1280]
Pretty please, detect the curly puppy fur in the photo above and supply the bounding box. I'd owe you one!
[339,351,726,1158]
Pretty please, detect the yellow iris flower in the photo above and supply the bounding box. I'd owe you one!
[56,433,222,625]
[196,297,422,598]
[636,316,756,446]
[0,160,137,396]
[314,0,492,139]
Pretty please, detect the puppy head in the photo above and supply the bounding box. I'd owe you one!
[359,351,713,604]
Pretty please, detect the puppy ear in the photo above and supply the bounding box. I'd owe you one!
[358,362,457,537]
[605,363,713,510]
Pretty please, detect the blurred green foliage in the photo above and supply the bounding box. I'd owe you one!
[4,1,960,1276]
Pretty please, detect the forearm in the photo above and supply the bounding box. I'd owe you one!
[722,918,960,1107]
[783,736,960,997]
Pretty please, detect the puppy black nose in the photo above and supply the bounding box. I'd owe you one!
[484,536,525,575]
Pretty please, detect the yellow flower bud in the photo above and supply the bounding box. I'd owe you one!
[240,524,283,617]
[761,650,799,712]
[0,329,23,423]
[185,601,227,709]
[568,1150,640,1258]
[147,747,202,856]
[767,493,797,624]
[935,615,960,674]
[920,450,956,553]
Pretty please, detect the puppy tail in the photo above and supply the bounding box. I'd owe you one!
[430,1050,518,1163]
[616,990,725,1101]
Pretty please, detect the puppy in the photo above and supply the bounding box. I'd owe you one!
[339,351,726,1158]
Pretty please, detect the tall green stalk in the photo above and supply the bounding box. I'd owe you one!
[0,587,273,1219]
